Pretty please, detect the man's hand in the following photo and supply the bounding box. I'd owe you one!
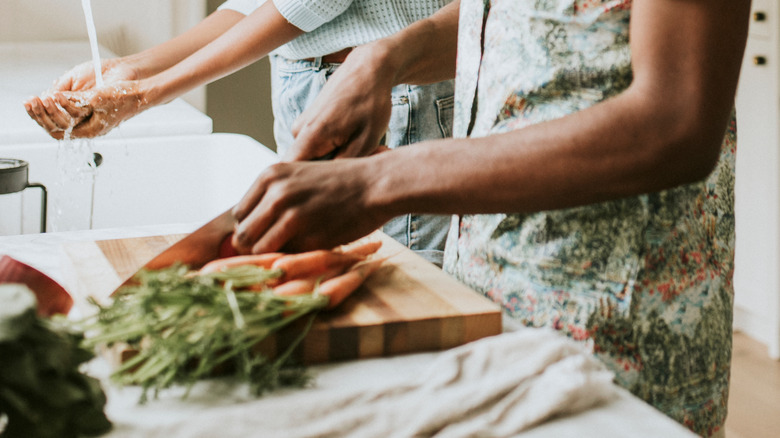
[231,158,390,254]
[284,45,396,162]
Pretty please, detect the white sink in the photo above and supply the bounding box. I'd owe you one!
[0,133,277,234]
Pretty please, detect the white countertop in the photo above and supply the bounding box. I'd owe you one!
[0,226,696,437]
[0,41,212,145]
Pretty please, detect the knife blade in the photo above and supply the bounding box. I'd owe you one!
[109,209,237,296]
[111,208,235,296]
[141,208,236,271]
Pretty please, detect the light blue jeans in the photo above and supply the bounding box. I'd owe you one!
[270,54,454,266]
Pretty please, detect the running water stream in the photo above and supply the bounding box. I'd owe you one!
[51,0,102,232]
[81,0,104,87]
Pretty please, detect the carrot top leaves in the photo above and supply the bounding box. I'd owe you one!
[79,264,327,403]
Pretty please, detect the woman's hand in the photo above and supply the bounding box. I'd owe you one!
[24,91,80,138]
[50,57,140,92]
[24,81,147,139]
[23,58,143,139]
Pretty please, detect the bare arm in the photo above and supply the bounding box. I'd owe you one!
[232,0,750,253]
[119,9,248,80]
[26,2,303,138]
[377,0,459,86]
[24,8,244,134]
[62,8,247,90]
[141,1,303,107]
[366,0,750,215]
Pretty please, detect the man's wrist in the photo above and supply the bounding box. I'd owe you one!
[354,39,406,90]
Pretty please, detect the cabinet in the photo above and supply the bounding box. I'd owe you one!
[734,0,780,359]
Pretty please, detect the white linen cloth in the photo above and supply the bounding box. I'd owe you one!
[107,329,616,438]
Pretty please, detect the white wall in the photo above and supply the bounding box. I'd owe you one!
[733,0,780,359]
[0,0,207,110]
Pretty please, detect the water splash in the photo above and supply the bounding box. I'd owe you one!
[48,0,103,232]
[51,129,98,232]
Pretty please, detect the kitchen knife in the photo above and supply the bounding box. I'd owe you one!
[140,208,236,272]
[111,208,237,295]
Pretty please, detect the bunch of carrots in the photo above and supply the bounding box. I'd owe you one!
[200,238,384,308]
[79,238,385,402]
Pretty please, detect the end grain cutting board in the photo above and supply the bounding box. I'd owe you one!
[62,231,502,364]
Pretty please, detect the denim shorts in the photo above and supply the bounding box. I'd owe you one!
[270,54,455,266]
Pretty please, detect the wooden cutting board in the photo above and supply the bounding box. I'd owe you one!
[61,231,502,365]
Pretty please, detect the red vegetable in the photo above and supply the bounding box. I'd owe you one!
[0,255,73,316]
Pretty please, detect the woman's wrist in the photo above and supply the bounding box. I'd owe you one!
[121,51,168,79]
[134,76,165,109]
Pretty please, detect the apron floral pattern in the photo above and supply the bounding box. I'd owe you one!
[443,1,735,436]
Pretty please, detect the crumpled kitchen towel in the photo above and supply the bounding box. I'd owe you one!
[114,329,617,438]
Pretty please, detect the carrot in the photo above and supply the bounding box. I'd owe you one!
[271,250,364,281]
[335,239,383,257]
[318,258,385,309]
[272,278,318,296]
[199,253,285,275]
[272,267,344,296]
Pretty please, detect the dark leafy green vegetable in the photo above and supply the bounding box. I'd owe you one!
[0,284,111,438]
[77,264,328,403]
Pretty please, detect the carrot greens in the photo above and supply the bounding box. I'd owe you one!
[79,264,328,403]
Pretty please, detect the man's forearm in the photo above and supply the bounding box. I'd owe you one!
[364,0,749,218]
[380,0,460,86]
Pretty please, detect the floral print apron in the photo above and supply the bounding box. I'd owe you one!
[443,1,735,435]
